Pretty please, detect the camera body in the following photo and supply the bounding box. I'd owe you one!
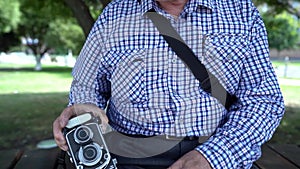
[64,113,117,169]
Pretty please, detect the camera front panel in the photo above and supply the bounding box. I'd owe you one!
[66,122,111,169]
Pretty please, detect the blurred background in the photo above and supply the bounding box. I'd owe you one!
[0,0,299,151]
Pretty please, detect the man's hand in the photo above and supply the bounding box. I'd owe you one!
[52,104,108,151]
[168,150,212,169]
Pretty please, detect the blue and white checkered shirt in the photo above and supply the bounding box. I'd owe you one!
[69,0,285,168]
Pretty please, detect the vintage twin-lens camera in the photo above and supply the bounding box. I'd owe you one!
[64,113,117,169]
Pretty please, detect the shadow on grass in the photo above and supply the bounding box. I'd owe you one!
[269,104,300,145]
[0,92,69,150]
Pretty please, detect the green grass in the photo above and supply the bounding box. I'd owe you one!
[271,60,300,68]
[270,106,300,145]
[0,63,299,150]
[0,65,72,94]
[0,93,69,149]
[0,64,73,150]
[269,84,300,144]
[280,85,300,105]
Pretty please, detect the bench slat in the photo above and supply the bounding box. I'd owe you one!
[255,144,299,169]
[14,148,59,169]
[0,149,23,169]
[5,144,299,168]
[268,144,300,168]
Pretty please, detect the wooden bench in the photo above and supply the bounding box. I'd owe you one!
[3,144,300,169]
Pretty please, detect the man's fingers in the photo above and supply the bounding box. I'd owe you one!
[98,110,109,124]
[53,104,109,150]
[53,117,68,151]
[73,104,109,124]
[60,106,75,124]
[53,106,75,151]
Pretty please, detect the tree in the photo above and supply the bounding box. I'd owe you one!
[17,0,79,70]
[253,0,300,18]
[14,0,105,70]
[45,18,85,55]
[0,0,22,52]
[0,0,21,33]
[63,0,104,37]
[63,0,95,37]
[263,12,299,52]
[2,0,102,64]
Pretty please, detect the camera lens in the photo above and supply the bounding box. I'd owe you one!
[78,143,102,166]
[84,146,97,160]
[74,125,93,144]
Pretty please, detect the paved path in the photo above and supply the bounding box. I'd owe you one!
[278,78,300,86]
[275,65,300,79]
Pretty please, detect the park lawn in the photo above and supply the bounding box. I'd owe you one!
[271,105,300,145]
[271,60,300,67]
[0,65,73,149]
[280,85,300,105]
[0,65,73,94]
[0,92,69,149]
[0,64,299,150]
[269,85,300,144]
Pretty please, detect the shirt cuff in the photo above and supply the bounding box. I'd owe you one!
[195,137,238,169]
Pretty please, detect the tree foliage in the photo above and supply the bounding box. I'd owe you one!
[45,18,85,55]
[0,0,22,52]
[15,0,71,69]
[254,1,300,51]
[263,12,299,51]
[0,0,21,33]
[63,0,103,37]
[253,0,300,18]
[1,0,299,66]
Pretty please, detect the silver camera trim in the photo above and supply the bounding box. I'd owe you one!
[78,142,103,166]
[74,125,94,144]
[65,113,116,169]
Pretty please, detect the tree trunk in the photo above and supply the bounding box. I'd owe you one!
[64,0,95,37]
[35,55,42,71]
[99,0,111,7]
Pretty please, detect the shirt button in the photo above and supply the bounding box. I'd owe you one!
[172,59,177,63]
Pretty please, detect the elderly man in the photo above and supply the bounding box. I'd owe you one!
[53,0,285,168]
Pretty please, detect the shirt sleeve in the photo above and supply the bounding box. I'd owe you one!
[68,12,111,109]
[195,7,285,169]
